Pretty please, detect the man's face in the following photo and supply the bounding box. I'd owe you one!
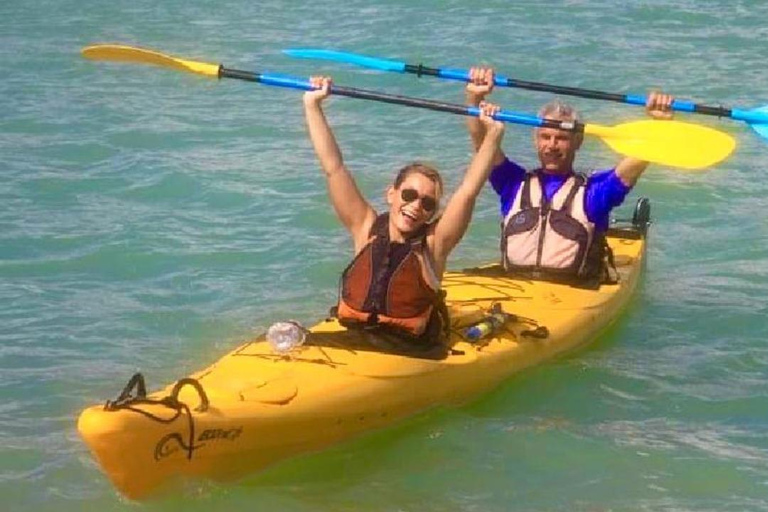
[534,119,582,174]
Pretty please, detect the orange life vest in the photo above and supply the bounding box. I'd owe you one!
[336,214,441,337]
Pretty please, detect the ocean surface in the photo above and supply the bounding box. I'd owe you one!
[2,0,768,510]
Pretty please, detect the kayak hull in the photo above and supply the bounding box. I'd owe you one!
[78,227,645,500]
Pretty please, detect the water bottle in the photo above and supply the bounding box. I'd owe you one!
[266,321,306,354]
[464,312,508,341]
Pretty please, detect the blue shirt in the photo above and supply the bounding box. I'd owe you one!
[489,158,632,233]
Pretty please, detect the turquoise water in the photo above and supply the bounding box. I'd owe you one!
[3,0,768,510]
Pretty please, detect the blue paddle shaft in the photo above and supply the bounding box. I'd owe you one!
[257,73,315,91]
[466,106,543,127]
[285,48,768,135]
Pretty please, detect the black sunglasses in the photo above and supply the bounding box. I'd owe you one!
[400,188,437,213]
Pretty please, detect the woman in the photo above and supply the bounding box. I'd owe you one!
[304,76,505,345]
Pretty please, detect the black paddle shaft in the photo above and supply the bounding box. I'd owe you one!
[402,63,733,118]
[220,66,584,133]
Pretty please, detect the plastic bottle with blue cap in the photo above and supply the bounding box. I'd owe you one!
[464,306,511,341]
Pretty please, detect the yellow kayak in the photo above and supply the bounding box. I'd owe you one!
[78,218,647,500]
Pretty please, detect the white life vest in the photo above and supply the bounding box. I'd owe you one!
[501,172,596,279]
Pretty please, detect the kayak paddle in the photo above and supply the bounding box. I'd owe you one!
[81,44,735,169]
[284,48,768,140]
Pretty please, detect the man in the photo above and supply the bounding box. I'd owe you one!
[304,76,505,344]
[464,68,674,286]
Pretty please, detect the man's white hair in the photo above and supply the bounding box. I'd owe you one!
[538,100,581,122]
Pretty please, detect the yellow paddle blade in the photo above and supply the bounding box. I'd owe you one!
[81,44,221,77]
[584,119,736,170]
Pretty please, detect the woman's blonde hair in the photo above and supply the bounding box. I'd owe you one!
[393,162,443,197]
